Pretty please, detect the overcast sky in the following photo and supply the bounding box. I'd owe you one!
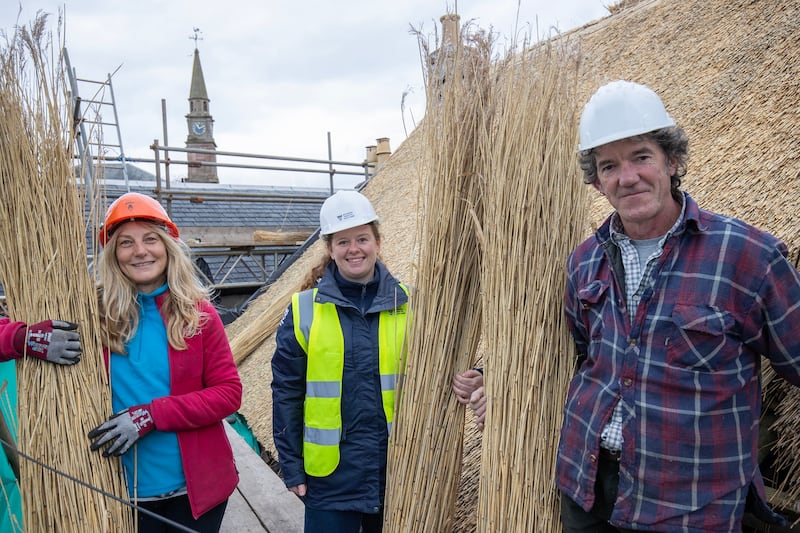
[1,1,610,188]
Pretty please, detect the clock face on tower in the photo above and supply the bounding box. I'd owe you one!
[192,121,206,135]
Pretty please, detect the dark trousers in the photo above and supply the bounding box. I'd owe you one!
[136,494,227,533]
[561,453,639,533]
[304,507,382,533]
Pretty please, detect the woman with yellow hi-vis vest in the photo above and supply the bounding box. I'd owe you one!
[272,190,409,533]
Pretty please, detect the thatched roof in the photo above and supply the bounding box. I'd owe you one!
[226,0,800,528]
[578,0,800,252]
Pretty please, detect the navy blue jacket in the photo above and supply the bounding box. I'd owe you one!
[271,259,408,513]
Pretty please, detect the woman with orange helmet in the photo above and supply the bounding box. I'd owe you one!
[87,192,241,532]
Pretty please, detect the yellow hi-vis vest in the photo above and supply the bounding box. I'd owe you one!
[292,284,409,477]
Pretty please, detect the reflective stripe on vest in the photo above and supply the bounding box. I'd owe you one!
[292,284,409,477]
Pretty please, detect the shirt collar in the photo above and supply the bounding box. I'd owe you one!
[138,283,169,299]
[609,191,687,247]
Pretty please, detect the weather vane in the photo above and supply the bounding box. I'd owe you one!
[190,27,203,49]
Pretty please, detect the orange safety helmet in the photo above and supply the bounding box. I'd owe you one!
[98,192,180,247]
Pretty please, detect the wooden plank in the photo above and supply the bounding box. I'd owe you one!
[222,422,304,533]
[252,230,313,245]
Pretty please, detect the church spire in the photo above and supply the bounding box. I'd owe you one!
[185,28,218,183]
[189,48,209,102]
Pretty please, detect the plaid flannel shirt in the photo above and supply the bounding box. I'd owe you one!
[558,193,800,532]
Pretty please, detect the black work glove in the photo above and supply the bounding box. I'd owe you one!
[88,405,155,457]
[14,320,81,365]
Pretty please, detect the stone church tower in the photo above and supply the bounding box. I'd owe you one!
[185,46,218,183]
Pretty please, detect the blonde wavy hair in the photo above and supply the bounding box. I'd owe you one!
[97,222,210,354]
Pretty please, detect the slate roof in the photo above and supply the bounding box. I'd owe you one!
[166,196,320,232]
[96,163,324,231]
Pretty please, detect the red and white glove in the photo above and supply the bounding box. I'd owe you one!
[14,320,81,365]
[88,405,155,457]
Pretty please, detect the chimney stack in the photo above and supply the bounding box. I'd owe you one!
[376,137,391,167]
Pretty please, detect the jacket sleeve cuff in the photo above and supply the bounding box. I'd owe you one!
[0,321,27,360]
[283,471,306,489]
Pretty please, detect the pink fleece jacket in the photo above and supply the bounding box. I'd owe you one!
[104,295,242,518]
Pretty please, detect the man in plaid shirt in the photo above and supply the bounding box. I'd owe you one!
[558,80,800,532]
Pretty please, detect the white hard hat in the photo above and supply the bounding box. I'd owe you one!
[319,190,379,236]
[578,80,675,151]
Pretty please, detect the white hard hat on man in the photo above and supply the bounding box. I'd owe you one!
[578,80,675,152]
[319,190,379,236]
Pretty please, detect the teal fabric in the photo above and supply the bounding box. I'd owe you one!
[225,412,261,454]
[0,360,22,532]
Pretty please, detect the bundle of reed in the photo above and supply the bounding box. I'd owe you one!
[0,15,131,532]
[383,16,493,532]
[766,379,800,525]
[476,39,586,531]
[765,254,800,524]
[228,283,298,365]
